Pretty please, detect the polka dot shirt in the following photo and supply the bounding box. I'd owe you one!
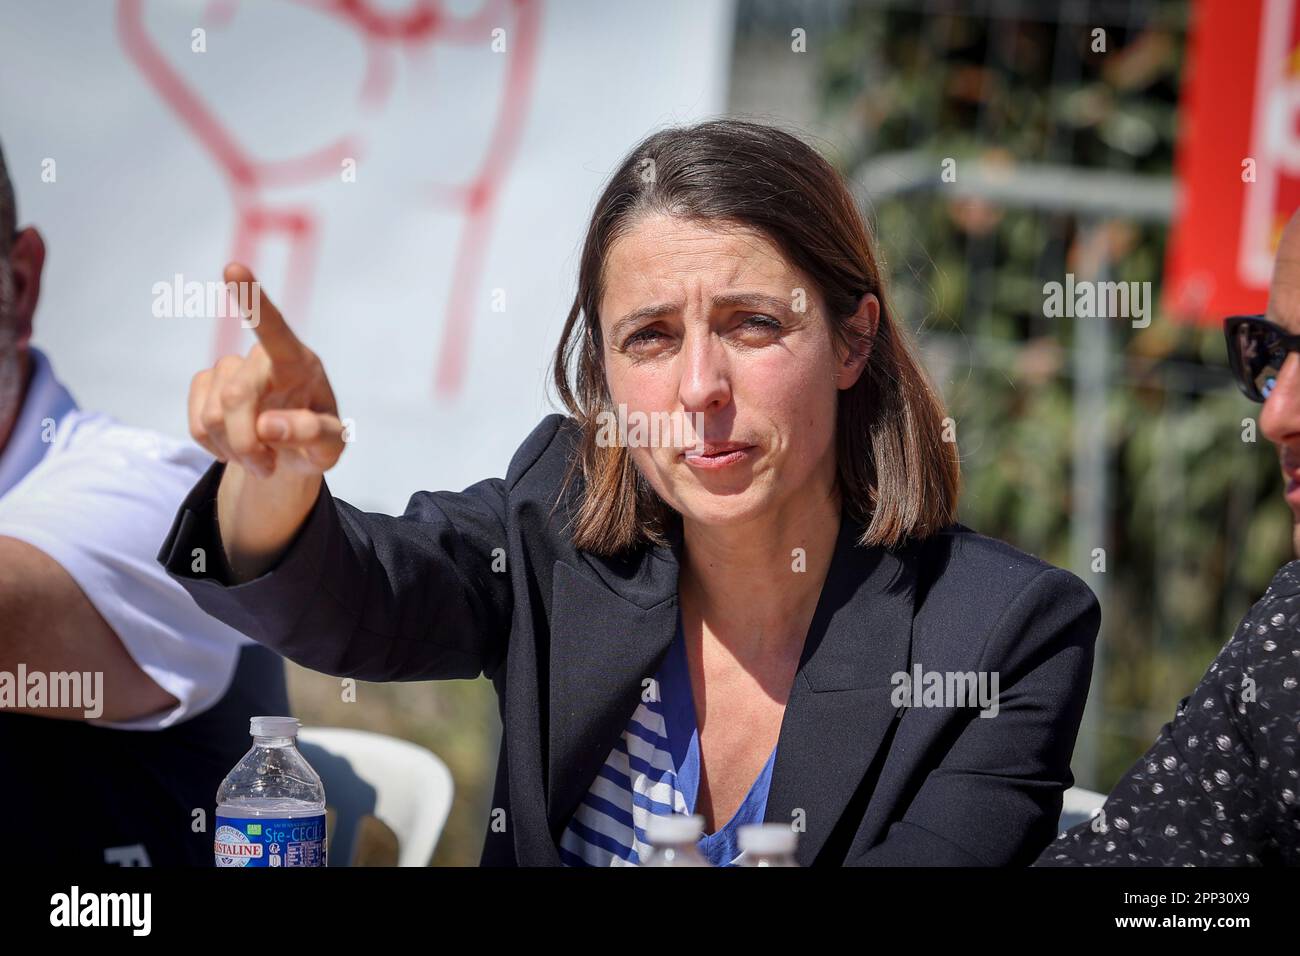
[1036,560,1300,866]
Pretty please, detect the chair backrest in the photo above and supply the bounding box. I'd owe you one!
[297,727,454,867]
[1057,785,1107,832]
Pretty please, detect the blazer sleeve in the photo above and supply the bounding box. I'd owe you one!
[1033,559,1300,867]
[846,565,1100,866]
[156,415,565,684]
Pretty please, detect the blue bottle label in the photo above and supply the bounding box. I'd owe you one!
[214,814,327,867]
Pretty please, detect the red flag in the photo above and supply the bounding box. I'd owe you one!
[1165,0,1300,322]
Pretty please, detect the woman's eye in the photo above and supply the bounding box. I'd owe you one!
[740,313,782,333]
[622,315,781,350]
[625,327,665,348]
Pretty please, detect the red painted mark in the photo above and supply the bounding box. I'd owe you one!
[117,0,541,397]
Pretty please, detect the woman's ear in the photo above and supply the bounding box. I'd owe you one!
[836,292,879,390]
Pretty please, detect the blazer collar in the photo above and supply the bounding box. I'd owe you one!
[545,507,919,865]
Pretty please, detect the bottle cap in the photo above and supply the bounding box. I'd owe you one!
[250,716,301,738]
[645,813,704,844]
[738,823,797,855]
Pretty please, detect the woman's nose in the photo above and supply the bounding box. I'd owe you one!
[1260,352,1300,445]
[677,332,730,411]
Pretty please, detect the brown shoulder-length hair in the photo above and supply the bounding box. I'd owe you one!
[550,118,958,557]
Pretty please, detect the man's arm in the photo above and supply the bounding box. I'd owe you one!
[0,536,179,722]
[0,413,251,730]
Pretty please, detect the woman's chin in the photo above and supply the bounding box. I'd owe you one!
[671,490,768,529]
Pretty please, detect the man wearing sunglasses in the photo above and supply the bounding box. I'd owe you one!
[1035,215,1300,867]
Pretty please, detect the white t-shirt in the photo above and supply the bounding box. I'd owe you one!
[0,348,252,730]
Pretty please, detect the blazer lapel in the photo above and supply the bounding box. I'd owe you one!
[544,522,683,840]
[763,514,919,865]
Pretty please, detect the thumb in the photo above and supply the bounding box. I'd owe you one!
[257,409,347,450]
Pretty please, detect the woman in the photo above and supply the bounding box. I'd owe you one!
[160,119,1099,866]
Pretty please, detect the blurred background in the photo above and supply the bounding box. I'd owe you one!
[2,0,1292,864]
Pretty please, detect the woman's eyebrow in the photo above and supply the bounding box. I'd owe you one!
[611,292,794,339]
[611,303,678,341]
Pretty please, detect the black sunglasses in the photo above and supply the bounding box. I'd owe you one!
[1223,314,1300,403]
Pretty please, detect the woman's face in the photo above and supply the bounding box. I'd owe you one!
[598,213,873,531]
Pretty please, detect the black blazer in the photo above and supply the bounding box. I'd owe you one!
[157,413,1100,866]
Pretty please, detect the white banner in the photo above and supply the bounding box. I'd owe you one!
[0,0,734,511]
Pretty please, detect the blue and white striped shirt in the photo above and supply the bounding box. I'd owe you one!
[558,610,779,866]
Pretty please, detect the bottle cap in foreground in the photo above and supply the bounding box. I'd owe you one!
[250,716,301,738]
[738,823,797,855]
[645,813,705,844]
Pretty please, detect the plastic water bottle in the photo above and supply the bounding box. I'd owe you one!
[736,823,799,866]
[641,813,712,866]
[214,716,327,867]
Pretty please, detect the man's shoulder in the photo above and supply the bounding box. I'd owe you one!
[1222,559,1300,677]
[1251,559,1300,610]
[0,409,215,520]
[37,410,212,478]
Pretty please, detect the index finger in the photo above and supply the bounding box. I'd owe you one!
[223,262,304,365]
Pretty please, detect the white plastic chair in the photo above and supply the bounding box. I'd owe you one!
[1057,785,1107,832]
[297,727,454,867]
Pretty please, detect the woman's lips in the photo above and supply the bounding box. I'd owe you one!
[682,443,756,469]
